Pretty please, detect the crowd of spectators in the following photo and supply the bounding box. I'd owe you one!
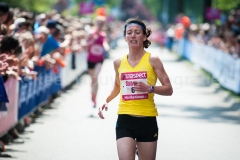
[0,2,122,83]
[162,10,240,59]
[0,1,122,150]
[187,10,240,59]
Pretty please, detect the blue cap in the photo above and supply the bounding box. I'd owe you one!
[46,20,57,28]
[0,2,9,15]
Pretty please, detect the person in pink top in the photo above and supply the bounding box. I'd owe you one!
[87,16,109,108]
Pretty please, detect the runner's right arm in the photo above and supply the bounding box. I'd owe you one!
[105,58,120,103]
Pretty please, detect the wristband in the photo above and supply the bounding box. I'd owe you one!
[37,59,44,66]
[149,86,154,93]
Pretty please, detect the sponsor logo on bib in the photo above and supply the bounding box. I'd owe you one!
[90,44,104,56]
[121,71,148,100]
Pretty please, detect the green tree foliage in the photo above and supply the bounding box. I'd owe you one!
[0,0,57,13]
[212,0,240,11]
[72,0,85,4]
[105,0,119,7]
[70,0,119,17]
[73,0,118,7]
[142,0,162,19]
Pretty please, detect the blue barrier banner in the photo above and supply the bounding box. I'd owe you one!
[35,66,51,106]
[176,39,184,56]
[0,77,18,136]
[18,66,62,120]
[18,78,36,120]
[50,67,62,95]
[174,39,240,94]
[17,52,87,121]
[0,76,9,103]
[0,103,7,112]
[184,39,192,60]
[217,53,240,93]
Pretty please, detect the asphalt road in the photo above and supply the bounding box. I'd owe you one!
[3,40,240,160]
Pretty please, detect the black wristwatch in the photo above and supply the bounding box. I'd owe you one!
[149,86,154,93]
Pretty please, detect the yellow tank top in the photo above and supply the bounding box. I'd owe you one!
[118,52,158,116]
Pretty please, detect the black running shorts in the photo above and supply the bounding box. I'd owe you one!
[87,61,103,69]
[116,114,158,142]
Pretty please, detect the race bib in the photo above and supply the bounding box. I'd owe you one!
[121,71,148,100]
[90,44,104,56]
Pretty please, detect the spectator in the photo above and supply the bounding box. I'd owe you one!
[166,25,175,50]
[41,26,60,57]
[179,9,240,59]
[0,2,14,33]
[19,32,35,56]
[0,23,7,41]
[46,20,58,35]
[0,36,21,80]
[34,13,47,31]
[34,26,55,69]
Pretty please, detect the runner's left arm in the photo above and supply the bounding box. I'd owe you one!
[150,55,173,96]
